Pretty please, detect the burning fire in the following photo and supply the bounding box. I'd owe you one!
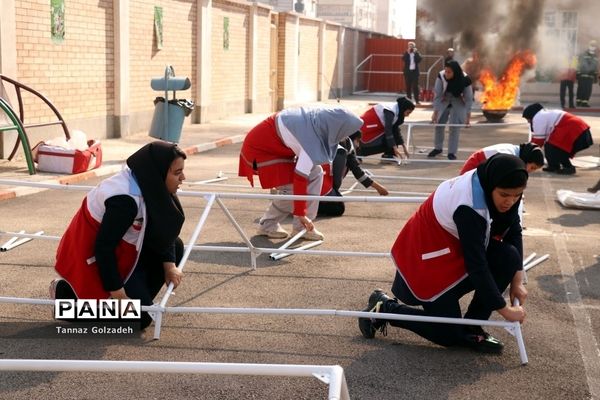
[479,50,537,110]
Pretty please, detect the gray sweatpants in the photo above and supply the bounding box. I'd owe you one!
[259,165,323,231]
[433,106,463,155]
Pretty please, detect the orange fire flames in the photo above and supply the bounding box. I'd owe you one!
[479,50,537,110]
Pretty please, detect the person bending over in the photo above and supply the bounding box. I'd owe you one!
[239,105,363,241]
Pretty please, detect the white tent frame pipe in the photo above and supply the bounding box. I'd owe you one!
[402,120,529,153]
[185,174,431,197]
[0,294,529,365]
[0,178,542,358]
[0,359,350,400]
[0,251,547,360]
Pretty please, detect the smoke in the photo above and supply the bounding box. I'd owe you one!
[420,0,600,77]
[419,0,545,74]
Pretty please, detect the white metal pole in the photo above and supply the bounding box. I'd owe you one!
[0,359,347,399]
[269,229,306,259]
[215,197,259,269]
[365,174,446,182]
[153,194,217,340]
[0,230,43,251]
[271,240,323,261]
[190,177,229,185]
[512,298,528,365]
[523,254,550,272]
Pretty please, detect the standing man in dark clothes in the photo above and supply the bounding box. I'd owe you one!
[402,42,422,104]
[576,40,599,107]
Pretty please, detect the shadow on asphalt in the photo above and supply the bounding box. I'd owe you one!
[537,256,600,302]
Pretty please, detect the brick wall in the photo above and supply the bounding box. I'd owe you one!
[14,0,114,141]
[207,0,248,119]
[129,0,196,121]
[5,1,392,147]
[296,18,319,102]
[253,6,273,113]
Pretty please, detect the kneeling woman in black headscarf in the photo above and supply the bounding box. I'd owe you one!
[51,141,187,329]
[358,154,528,354]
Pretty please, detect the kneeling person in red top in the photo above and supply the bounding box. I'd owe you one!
[50,142,187,330]
[358,154,528,354]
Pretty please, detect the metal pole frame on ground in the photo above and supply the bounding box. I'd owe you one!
[0,179,549,362]
[0,359,350,400]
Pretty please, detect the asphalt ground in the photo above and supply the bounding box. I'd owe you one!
[0,101,599,399]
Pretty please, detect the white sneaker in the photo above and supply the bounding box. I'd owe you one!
[256,223,289,239]
[292,228,325,241]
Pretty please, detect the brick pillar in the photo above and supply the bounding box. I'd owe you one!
[317,21,325,101]
[194,0,212,123]
[113,0,130,138]
[337,26,345,99]
[247,3,258,113]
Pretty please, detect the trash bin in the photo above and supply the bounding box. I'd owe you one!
[148,65,193,143]
[149,97,194,143]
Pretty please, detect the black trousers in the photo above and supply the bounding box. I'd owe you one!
[56,238,184,329]
[544,129,593,169]
[404,70,420,102]
[576,77,594,103]
[357,129,403,158]
[559,80,575,108]
[383,239,521,347]
[318,148,347,217]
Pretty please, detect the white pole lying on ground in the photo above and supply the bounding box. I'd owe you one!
[0,230,24,251]
[0,359,350,400]
[524,254,550,272]
[269,229,306,259]
[341,181,360,195]
[523,253,537,267]
[271,240,324,261]
[0,231,44,252]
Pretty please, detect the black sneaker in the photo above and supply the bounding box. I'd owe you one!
[358,289,390,339]
[542,166,559,173]
[427,149,442,158]
[557,166,576,175]
[447,153,457,160]
[462,326,504,354]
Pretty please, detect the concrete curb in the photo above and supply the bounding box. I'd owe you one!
[0,134,246,202]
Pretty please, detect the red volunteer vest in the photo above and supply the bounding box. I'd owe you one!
[55,171,145,299]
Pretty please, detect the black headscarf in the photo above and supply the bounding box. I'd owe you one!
[444,60,472,97]
[396,96,415,125]
[522,103,544,131]
[518,142,544,166]
[521,103,543,120]
[476,154,528,235]
[126,141,186,252]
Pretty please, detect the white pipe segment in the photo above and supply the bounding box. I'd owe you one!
[0,179,427,203]
[0,359,349,400]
